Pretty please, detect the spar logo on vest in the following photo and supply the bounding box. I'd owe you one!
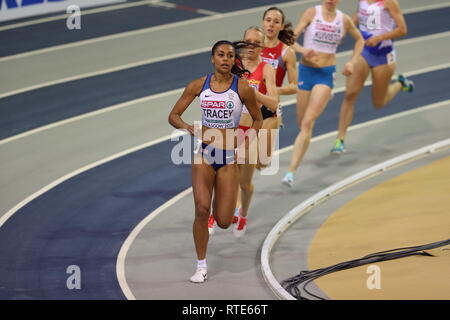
[201,100,234,120]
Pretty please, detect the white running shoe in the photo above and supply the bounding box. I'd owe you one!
[233,215,247,238]
[190,267,208,283]
[282,172,294,187]
[208,215,216,235]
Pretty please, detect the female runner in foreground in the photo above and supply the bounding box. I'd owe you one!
[207,28,279,238]
[168,40,262,283]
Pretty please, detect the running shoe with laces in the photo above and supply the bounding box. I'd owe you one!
[282,171,294,187]
[397,74,415,93]
[233,215,247,238]
[190,267,207,283]
[208,214,216,235]
[330,139,346,154]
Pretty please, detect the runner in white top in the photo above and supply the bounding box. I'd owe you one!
[168,40,262,283]
[331,0,414,154]
[282,0,364,187]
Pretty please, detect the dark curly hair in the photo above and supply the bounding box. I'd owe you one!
[211,40,250,77]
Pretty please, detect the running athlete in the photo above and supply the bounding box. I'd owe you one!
[208,28,279,238]
[261,6,298,95]
[331,0,414,153]
[168,40,262,283]
[282,0,364,187]
[257,7,298,169]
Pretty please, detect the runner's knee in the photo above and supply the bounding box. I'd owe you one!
[240,181,254,193]
[344,90,359,103]
[372,97,386,109]
[195,203,210,221]
[215,214,232,229]
[301,117,314,133]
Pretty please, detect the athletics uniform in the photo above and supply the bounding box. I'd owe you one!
[298,5,344,91]
[358,0,396,67]
[261,42,289,87]
[197,73,244,171]
[242,61,277,121]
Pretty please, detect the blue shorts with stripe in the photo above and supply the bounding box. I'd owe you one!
[297,64,336,91]
[362,46,397,68]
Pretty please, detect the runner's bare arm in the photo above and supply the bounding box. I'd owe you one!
[168,77,204,135]
[278,47,298,95]
[292,7,316,57]
[342,14,364,76]
[239,78,262,132]
[254,64,279,112]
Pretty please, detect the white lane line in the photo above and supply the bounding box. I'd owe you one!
[0,0,169,32]
[149,1,220,16]
[402,2,450,14]
[0,0,319,62]
[116,186,192,300]
[1,0,446,33]
[262,137,450,300]
[1,29,448,104]
[1,57,448,148]
[0,129,185,229]
[1,0,447,63]
[115,98,450,300]
[0,47,209,99]
[0,87,184,146]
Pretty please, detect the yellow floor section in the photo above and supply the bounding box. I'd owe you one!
[308,155,450,300]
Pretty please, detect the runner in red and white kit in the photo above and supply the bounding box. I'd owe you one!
[236,27,279,237]
[261,7,298,95]
[258,7,298,169]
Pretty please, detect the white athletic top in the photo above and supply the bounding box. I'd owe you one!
[358,0,395,49]
[303,5,344,54]
[199,73,243,129]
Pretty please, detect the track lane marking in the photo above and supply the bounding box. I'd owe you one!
[1,36,449,146]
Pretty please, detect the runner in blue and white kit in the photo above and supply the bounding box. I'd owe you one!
[168,40,262,283]
[331,0,414,153]
[282,0,364,187]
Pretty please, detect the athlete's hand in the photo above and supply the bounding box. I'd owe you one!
[184,124,195,136]
[365,35,382,47]
[342,62,354,77]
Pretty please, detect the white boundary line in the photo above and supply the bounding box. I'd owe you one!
[1,26,449,100]
[260,137,450,300]
[114,99,450,300]
[1,48,449,147]
[116,186,192,300]
[0,0,318,62]
[0,130,185,229]
[1,0,447,33]
[0,88,184,146]
[0,0,160,32]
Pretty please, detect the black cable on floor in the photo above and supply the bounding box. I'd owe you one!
[281,238,450,300]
